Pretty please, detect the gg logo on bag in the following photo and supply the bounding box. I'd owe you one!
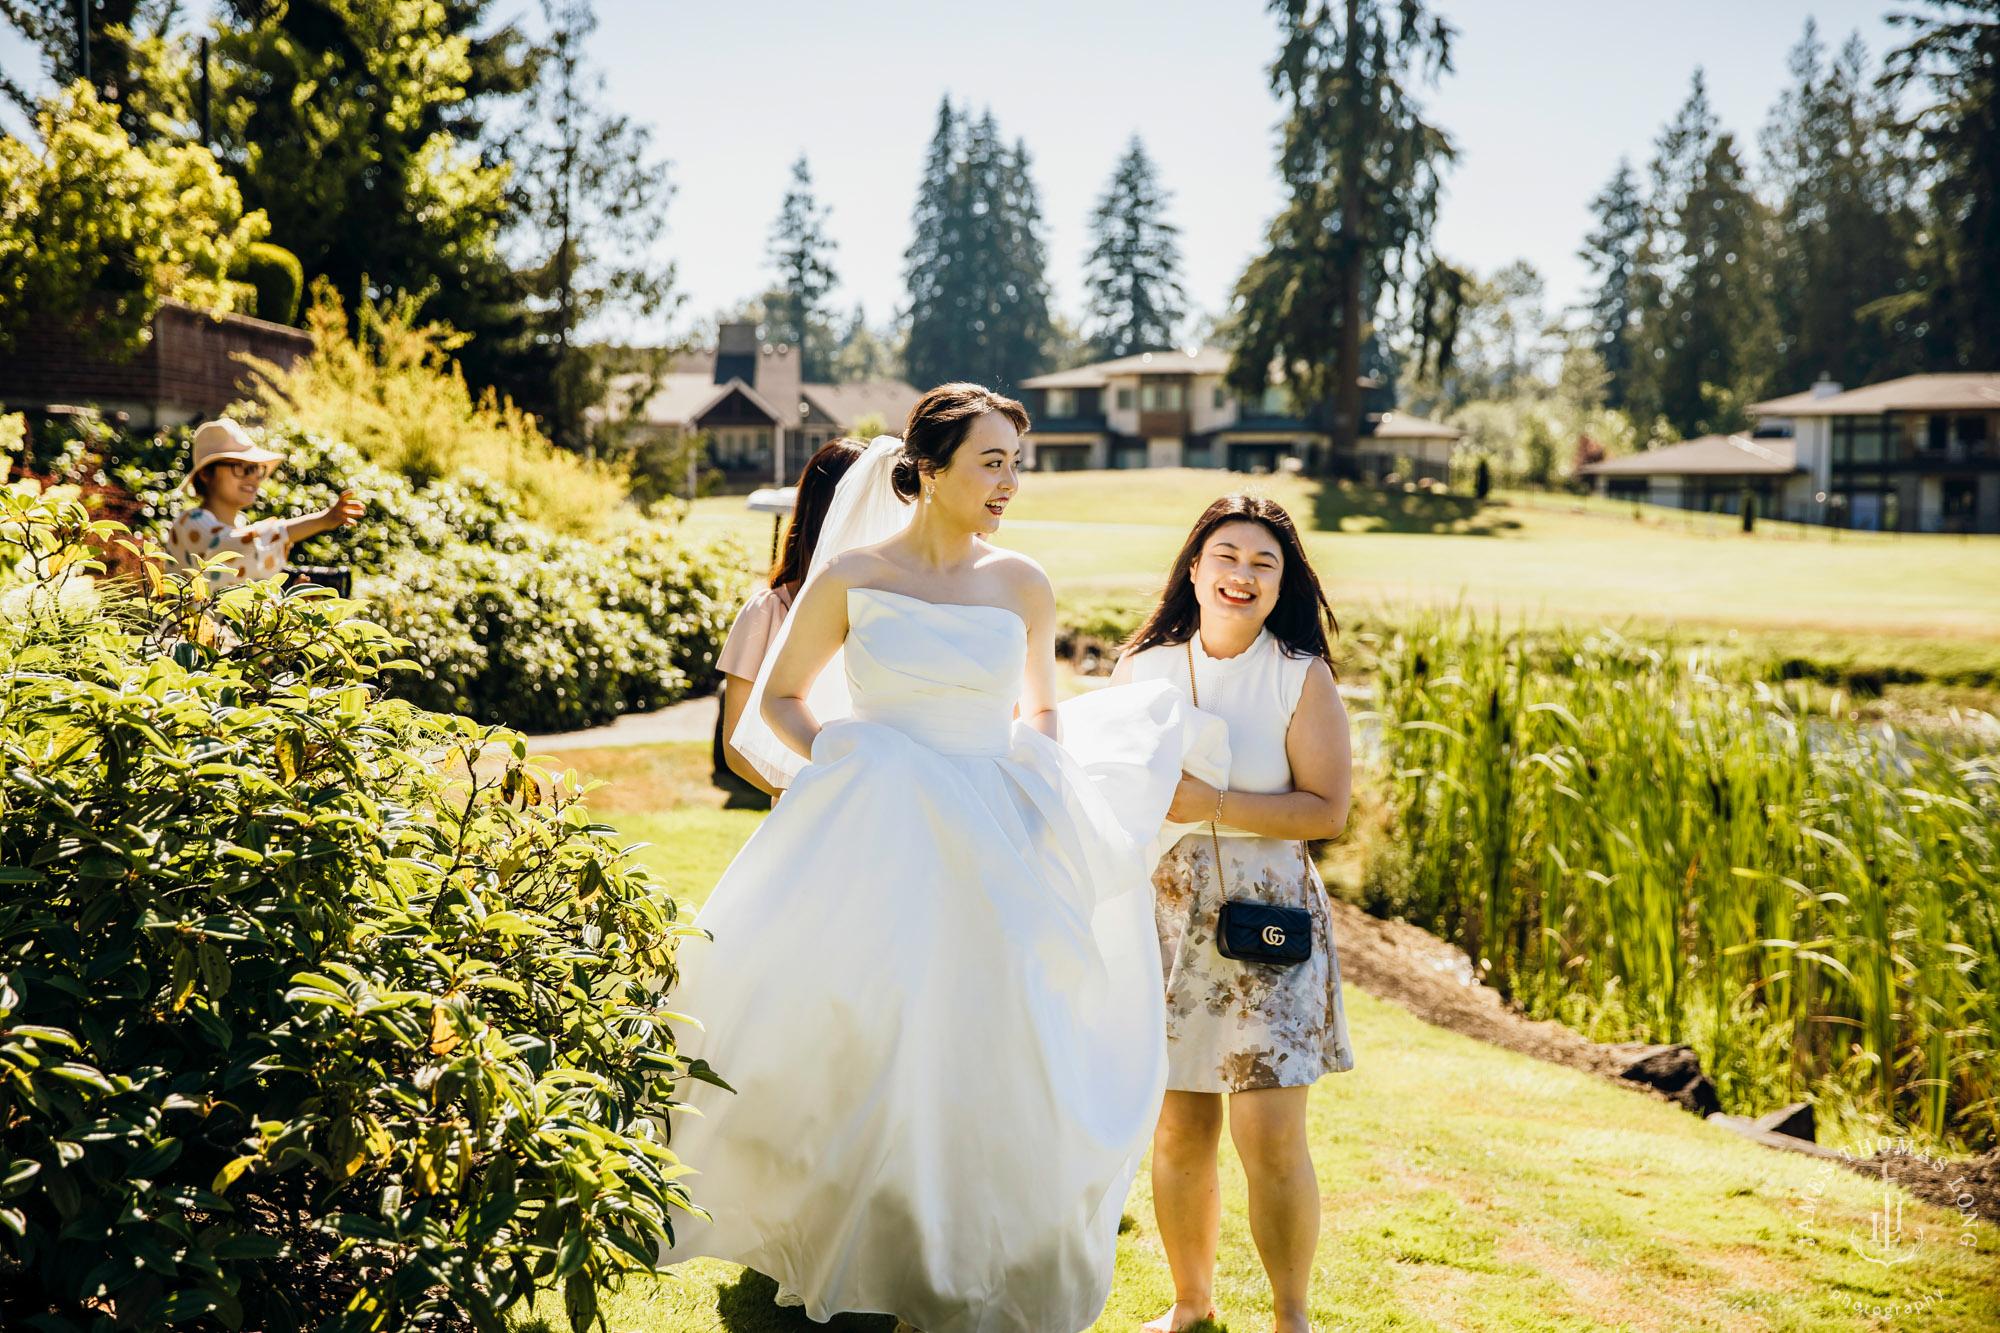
[1261,925,1287,947]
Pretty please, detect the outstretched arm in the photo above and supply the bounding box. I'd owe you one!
[760,565,853,760]
[281,490,365,547]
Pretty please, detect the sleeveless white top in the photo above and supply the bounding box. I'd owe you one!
[1127,627,1312,836]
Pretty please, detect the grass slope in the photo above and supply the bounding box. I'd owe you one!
[523,742,1997,1333]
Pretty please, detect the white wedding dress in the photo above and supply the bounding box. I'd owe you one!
[662,439,1226,1333]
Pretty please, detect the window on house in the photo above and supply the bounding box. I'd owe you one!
[1260,386,1289,416]
[1046,388,1075,418]
[1213,385,1228,410]
[1140,383,1185,411]
[756,431,771,458]
[1116,387,1134,410]
[1926,415,1950,451]
[1956,415,1990,450]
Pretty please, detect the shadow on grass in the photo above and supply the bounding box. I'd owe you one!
[715,1268,897,1333]
[1310,481,1519,536]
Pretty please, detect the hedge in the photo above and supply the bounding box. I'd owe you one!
[108,423,755,733]
[0,477,719,1331]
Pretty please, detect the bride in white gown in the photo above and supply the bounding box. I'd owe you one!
[664,385,1226,1333]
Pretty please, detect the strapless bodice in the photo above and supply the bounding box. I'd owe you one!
[844,587,1026,758]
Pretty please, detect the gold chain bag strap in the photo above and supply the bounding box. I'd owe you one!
[1186,638,1312,967]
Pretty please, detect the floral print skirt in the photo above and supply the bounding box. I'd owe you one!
[1153,832,1355,1093]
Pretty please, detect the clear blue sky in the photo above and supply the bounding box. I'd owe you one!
[3,1,1914,341]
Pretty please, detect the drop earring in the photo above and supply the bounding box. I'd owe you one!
[924,482,934,505]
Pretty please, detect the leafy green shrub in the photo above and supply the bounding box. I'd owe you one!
[109,423,755,732]
[0,84,265,355]
[0,481,717,1331]
[231,242,304,325]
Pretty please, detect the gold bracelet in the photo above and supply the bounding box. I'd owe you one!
[1212,787,1227,825]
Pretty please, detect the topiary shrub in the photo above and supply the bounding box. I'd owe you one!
[0,480,720,1332]
[230,243,304,325]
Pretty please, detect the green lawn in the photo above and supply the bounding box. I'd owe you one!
[528,741,1997,1333]
[685,471,2000,676]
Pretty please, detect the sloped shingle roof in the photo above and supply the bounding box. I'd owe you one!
[803,381,924,434]
[1752,374,2000,417]
[1581,434,1798,476]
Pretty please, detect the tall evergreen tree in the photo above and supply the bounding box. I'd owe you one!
[1883,0,2000,370]
[1630,96,1775,439]
[1762,23,1924,389]
[1579,159,1643,407]
[766,153,838,379]
[200,1,534,391]
[901,100,1052,394]
[1225,0,1460,475]
[1083,136,1187,359]
[903,98,965,392]
[509,0,676,450]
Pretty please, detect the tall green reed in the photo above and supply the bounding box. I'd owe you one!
[1360,613,1999,1150]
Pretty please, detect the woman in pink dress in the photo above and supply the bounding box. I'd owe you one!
[717,438,866,796]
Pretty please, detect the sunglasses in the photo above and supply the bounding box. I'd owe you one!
[215,460,274,481]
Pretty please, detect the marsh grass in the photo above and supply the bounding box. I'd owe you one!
[1362,613,2000,1150]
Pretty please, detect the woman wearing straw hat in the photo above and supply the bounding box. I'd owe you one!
[161,418,364,592]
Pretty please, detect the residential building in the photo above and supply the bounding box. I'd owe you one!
[1018,348,1462,477]
[1578,373,2000,533]
[0,300,311,428]
[610,322,922,488]
[1579,434,1802,516]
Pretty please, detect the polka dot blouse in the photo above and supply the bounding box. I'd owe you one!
[162,507,291,591]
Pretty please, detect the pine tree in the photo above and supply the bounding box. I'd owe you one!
[1579,159,1643,407]
[1225,0,1460,475]
[766,153,838,379]
[1083,136,1187,359]
[902,101,1052,394]
[510,0,677,450]
[1883,0,2000,371]
[1633,122,1774,439]
[1761,23,1924,390]
[903,98,965,392]
[990,135,1055,391]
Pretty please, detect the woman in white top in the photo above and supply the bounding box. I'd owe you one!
[1110,494,1354,1333]
[718,437,866,796]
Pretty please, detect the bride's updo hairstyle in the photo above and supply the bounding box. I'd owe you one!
[891,382,1030,501]
[1124,494,1338,669]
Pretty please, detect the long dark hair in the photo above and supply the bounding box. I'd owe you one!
[770,437,866,589]
[1124,495,1337,667]
[891,382,1030,500]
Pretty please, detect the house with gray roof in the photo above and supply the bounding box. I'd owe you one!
[1580,373,2000,532]
[1019,348,1462,478]
[607,322,922,488]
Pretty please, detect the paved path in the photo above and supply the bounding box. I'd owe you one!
[525,694,719,751]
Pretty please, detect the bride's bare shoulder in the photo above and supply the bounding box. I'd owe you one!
[983,547,1054,613]
[982,545,1050,588]
[818,548,899,587]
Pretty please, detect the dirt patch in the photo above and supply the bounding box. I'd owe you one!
[1326,898,2000,1222]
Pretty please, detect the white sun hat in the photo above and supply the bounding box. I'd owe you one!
[181,418,285,492]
